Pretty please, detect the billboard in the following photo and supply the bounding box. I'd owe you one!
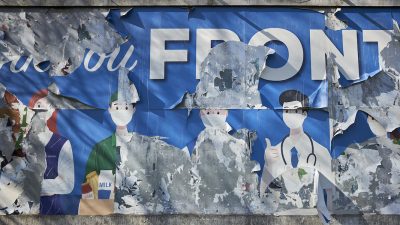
[0,7,399,224]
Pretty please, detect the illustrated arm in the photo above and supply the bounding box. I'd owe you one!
[260,138,285,196]
[314,141,335,185]
[41,140,74,196]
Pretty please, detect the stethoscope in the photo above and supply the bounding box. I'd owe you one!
[280,132,316,167]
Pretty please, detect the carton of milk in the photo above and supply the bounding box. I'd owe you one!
[98,170,114,199]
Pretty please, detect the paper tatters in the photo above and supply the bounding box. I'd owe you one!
[183,41,273,109]
[117,67,139,104]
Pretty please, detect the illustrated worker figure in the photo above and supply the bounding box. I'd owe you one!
[79,69,139,215]
[189,107,261,213]
[28,89,75,214]
[260,90,334,223]
[191,108,231,162]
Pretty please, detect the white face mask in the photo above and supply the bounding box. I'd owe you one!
[44,109,55,122]
[33,97,54,122]
[282,101,307,129]
[109,102,135,127]
[283,111,307,129]
[367,116,386,137]
[200,109,228,129]
[201,114,227,129]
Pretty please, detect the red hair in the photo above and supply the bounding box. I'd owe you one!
[28,89,48,109]
[29,89,58,134]
[4,91,18,106]
[47,111,58,134]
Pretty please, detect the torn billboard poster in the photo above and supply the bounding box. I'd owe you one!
[0,7,399,225]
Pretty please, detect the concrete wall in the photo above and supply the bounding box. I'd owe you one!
[1,215,400,225]
[0,0,400,7]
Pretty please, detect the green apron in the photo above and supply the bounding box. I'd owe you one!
[85,134,117,179]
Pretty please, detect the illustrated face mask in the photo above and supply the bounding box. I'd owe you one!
[283,110,307,129]
[200,109,228,129]
[109,102,135,127]
[32,97,54,122]
[282,101,307,130]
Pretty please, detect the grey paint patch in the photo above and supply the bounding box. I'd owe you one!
[329,21,400,131]
[329,70,400,134]
[381,28,400,76]
[115,128,264,214]
[181,41,272,109]
[325,8,348,31]
[2,0,400,7]
[335,72,399,108]
[46,91,94,109]
[191,128,262,213]
[0,113,47,214]
[0,125,14,162]
[0,9,123,75]
[115,133,195,214]
[333,136,400,214]
[265,168,316,212]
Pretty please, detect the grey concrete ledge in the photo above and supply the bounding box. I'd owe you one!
[1,214,400,225]
[1,0,400,7]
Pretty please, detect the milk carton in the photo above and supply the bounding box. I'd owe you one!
[98,170,114,199]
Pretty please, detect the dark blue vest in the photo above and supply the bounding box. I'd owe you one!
[44,133,67,179]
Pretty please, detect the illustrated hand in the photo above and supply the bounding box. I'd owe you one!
[260,138,281,198]
[264,138,280,163]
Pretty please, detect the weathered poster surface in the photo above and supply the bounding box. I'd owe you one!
[0,7,399,225]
